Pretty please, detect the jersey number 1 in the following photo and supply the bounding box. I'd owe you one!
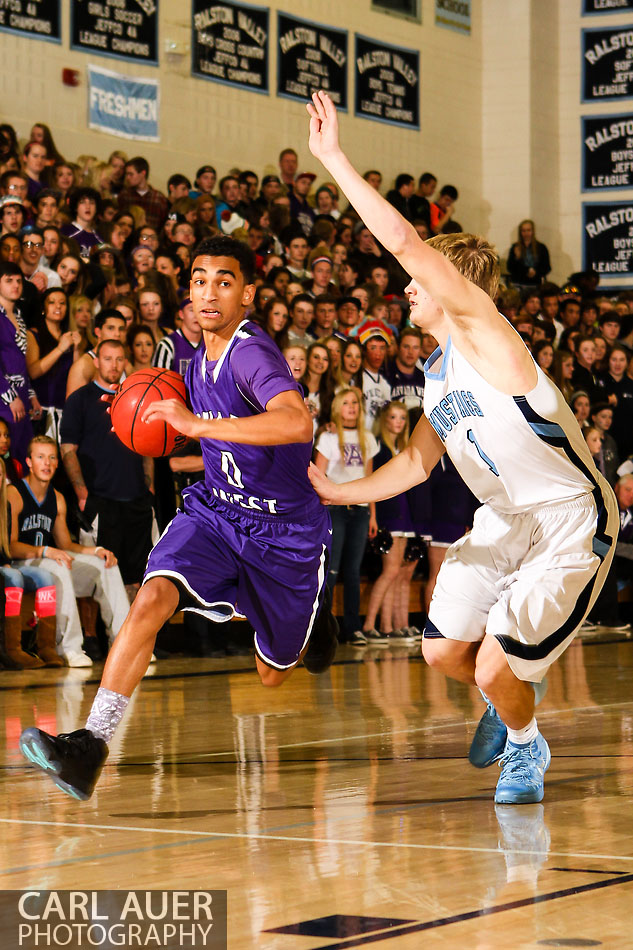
[467,429,499,476]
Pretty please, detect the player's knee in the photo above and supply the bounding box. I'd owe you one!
[258,667,288,688]
[422,638,451,672]
[473,654,505,696]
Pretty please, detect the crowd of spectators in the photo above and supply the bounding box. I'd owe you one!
[2,118,633,666]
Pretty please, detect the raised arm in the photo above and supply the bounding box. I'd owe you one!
[309,414,445,506]
[306,91,481,317]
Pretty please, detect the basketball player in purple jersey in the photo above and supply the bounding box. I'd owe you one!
[19,235,337,800]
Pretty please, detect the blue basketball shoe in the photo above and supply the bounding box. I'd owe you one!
[494,733,551,804]
[469,699,507,768]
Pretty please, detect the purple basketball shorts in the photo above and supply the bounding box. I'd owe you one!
[144,483,332,670]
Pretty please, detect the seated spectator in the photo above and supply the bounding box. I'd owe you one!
[286,293,314,347]
[127,324,156,372]
[61,188,103,256]
[118,157,169,232]
[66,307,127,396]
[0,456,57,669]
[507,219,551,287]
[595,345,633,461]
[8,436,129,666]
[360,324,392,431]
[60,340,154,591]
[153,297,201,375]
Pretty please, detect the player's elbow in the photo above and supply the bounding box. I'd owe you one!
[293,409,314,444]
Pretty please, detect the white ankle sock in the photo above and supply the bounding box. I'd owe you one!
[86,687,130,743]
[507,718,538,747]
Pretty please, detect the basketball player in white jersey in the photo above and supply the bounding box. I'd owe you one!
[306,91,618,804]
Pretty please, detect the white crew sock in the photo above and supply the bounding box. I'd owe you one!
[507,717,538,747]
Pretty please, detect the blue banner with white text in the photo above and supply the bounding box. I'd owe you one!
[88,65,160,141]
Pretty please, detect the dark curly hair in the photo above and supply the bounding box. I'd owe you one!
[193,235,255,285]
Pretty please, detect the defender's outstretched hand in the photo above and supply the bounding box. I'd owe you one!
[306,91,342,163]
[308,461,342,506]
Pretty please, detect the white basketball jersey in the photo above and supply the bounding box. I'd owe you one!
[423,337,608,514]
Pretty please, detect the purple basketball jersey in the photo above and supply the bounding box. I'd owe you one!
[185,320,320,521]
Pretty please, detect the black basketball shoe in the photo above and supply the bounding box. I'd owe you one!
[20,728,108,801]
[304,585,339,674]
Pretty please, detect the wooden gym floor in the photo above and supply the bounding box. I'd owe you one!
[1,629,633,949]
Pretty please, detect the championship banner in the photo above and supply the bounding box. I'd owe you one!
[435,0,471,35]
[582,26,633,102]
[0,0,60,43]
[582,0,633,14]
[88,65,160,142]
[354,34,419,129]
[191,0,269,94]
[583,200,633,284]
[582,114,633,190]
[71,0,158,64]
[277,12,347,108]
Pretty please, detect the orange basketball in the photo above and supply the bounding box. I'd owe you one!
[110,368,188,457]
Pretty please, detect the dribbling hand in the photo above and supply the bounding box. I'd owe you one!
[141,398,199,438]
[306,91,341,162]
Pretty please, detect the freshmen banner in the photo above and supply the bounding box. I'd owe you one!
[88,65,160,142]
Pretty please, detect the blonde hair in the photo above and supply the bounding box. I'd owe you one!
[426,232,500,300]
[379,401,409,457]
[69,294,96,346]
[330,387,369,464]
[0,458,9,560]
